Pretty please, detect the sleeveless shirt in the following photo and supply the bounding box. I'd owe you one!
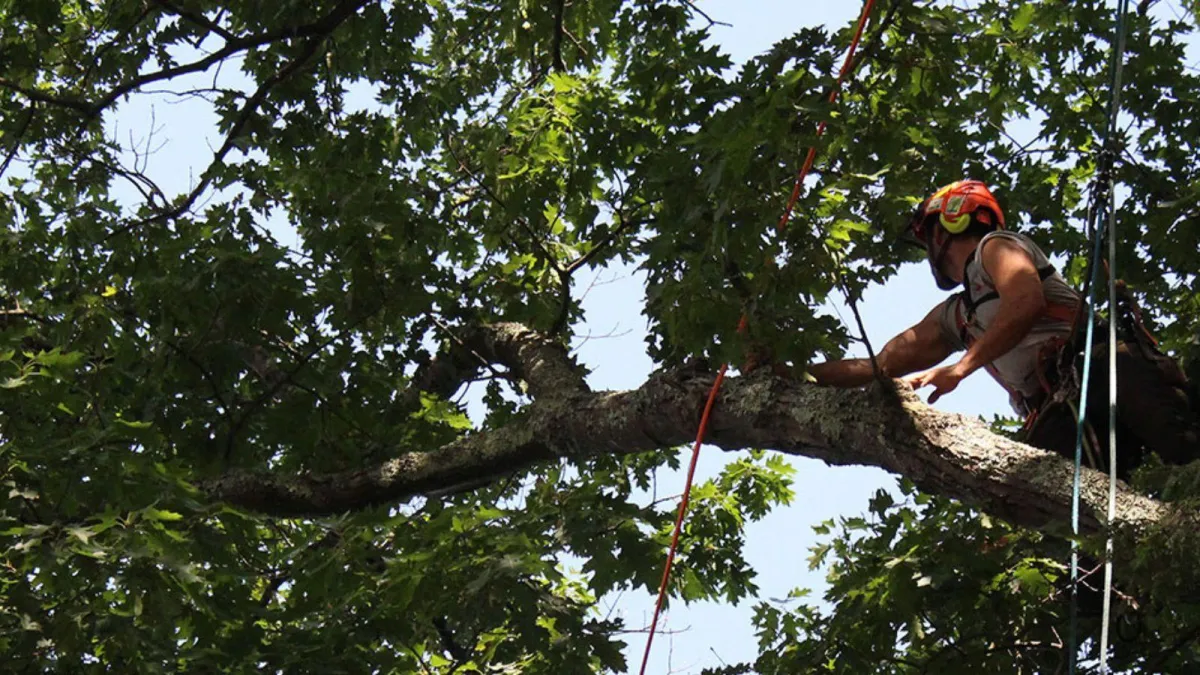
[933,231,1080,413]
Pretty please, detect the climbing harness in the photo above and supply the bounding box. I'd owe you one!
[637,2,877,672]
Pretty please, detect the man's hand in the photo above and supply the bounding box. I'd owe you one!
[904,362,968,404]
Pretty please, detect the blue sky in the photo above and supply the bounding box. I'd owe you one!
[83,0,1199,672]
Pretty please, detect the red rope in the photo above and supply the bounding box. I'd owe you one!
[637,2,877,672]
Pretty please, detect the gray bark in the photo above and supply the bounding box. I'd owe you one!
[203,370,1163,530]
[201,323,1195,578]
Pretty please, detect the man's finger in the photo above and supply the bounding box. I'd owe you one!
[927,388,942,404]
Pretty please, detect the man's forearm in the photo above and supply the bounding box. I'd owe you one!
[956,298,1040,377]
[808,359,878,387]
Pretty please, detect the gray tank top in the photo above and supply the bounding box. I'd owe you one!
[934,231,1080,413]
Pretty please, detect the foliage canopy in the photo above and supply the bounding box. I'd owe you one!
[2,0,1199,672]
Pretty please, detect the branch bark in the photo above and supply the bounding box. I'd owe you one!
[199,325,1195,584]
[399,322,588,412]
[201,366,1165,528]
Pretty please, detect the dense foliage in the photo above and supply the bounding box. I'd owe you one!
[1,0,1198,672]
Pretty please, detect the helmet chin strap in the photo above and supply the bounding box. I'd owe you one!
[933,238,952,278]
[927,229,961,288]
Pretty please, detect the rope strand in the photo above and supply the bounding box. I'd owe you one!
[1098,2,1131,670]
[1070,1,1130,673]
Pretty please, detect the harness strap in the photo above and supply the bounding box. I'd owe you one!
[962,260,1058,314]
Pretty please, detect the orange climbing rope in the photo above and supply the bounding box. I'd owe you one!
[637,2,877,672]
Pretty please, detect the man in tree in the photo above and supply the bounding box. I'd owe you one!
[805,179,1199,477]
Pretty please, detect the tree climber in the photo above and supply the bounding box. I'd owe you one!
[805,179,1200,478]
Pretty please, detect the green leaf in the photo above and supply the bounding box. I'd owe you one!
[1,376,29,389]
[1011,4,1037,33]
[141,507,184,522]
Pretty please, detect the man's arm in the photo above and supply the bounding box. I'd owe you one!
[955,237,1045,378]
[807,304,956,387]
[905,237,1044,403]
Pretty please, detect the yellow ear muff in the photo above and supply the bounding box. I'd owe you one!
[939,212,971,234]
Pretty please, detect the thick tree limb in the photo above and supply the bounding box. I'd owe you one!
[200,324,1197,590]
[401,322,588,410]
[203,367,1173,536]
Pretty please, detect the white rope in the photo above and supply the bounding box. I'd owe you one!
[1098,1,1131,671]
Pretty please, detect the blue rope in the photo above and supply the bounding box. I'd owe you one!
[1069,1,1131,673]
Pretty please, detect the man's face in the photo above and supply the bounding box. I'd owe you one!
[908,214,962,290]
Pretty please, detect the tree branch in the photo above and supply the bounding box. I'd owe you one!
[562,212,648,275]
[0,0,371,120]
[200,358,1174,542]
[0,79,92,114]
[107,1,368,239]
[468,322,588,398]
[402,322,588,407]
[151,0,238,43]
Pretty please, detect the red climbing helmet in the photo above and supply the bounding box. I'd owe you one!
[905,179,1006,290]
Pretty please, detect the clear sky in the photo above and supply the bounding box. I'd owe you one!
[90,1,1196,673]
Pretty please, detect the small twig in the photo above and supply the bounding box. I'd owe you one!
[615,625,692,636]
[107,33,328,239]
[151,0,238,42]
[0,104,35,181]
[845,290,881,380]
[570,324,632,354]
[562,27,587,57]
[828,250,882,380]
[679,0,732,27]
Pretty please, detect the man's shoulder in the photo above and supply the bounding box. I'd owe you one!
[977,230,1045,268]
[929,291,966,316]
[980,229,1050,254]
